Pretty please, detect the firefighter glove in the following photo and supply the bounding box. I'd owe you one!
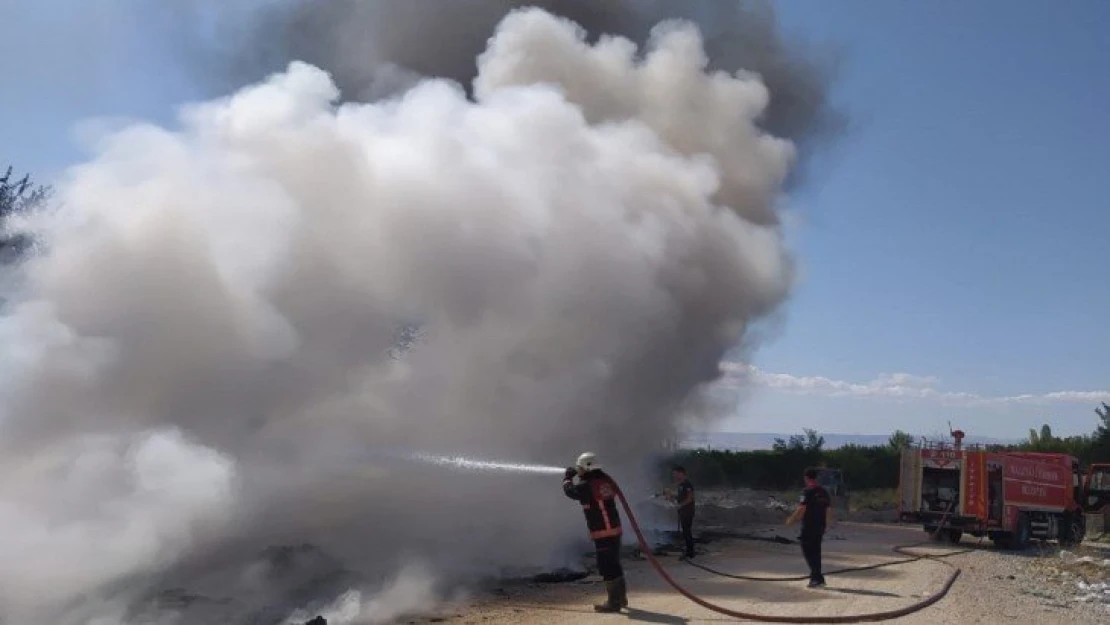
[564,467,577,480]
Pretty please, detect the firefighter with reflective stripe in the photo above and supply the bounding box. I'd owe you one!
[563,451,628,613]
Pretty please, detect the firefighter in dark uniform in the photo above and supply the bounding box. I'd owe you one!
[671,465,696,559]
[563,451,628,613]
[785,466,832,587]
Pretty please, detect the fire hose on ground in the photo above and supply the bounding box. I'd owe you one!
[611,482,969,623]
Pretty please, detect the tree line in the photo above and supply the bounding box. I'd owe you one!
[1008,402,1110,464]
[664,403,1110,492]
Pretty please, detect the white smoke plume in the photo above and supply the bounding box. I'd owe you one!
[173,0,845,194]
[282,563,444,625]
[2,7,804,624]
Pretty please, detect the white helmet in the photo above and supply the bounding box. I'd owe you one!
[576,452,600,471]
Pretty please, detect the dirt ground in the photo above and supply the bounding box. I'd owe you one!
[415,522,1109,624]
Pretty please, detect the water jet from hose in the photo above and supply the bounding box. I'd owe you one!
[408,453,565,476]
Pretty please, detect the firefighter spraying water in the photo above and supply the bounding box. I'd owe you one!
[563,452,629,613]
[394,448,971,624]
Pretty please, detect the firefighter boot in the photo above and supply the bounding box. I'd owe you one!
[615,576,629,608]
[593,578,623,613]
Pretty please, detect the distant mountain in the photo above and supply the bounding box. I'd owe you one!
[679,432,1020,451]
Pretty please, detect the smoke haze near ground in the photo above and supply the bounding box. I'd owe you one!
[1,5,827,624]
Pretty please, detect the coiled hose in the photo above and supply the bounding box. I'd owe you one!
[612,482,967,623]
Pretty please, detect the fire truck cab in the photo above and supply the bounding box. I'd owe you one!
[898,438,1102,549]
[1083,463,1110,513]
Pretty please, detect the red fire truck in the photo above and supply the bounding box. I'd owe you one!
[898,434,1110,548]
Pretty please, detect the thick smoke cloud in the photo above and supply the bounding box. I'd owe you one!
[1,6,813,624]
[182,0,845,196]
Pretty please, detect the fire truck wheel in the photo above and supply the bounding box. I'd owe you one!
[992,514,1031,550]
[1011,514,1031,550]
[1059,513,1086,547]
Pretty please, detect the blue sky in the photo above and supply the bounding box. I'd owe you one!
[725,0,1110,438]
[3,1,1108,439]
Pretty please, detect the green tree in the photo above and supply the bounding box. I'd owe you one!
[773,428,825,452]
[1012,419,1103,462]
[0,165,48,217]
[1093,403,1110,459]
[1,165,50,259]
[888,430,915,450]
[1023,423,1062,451]
[772,434,804,451]
[803,428,825,452]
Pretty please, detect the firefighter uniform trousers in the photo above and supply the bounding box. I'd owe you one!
[678,504,695,558]
[594,535,623,581]
[800,530,824,584]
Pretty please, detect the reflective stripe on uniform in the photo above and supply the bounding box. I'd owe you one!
[590,526,622,540]
[598,498,613,529]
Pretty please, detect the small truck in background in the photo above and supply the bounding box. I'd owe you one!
[898,429,1110,548]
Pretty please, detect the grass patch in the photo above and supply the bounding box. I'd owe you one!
[849,488,898,512]
[756,488,898,516]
